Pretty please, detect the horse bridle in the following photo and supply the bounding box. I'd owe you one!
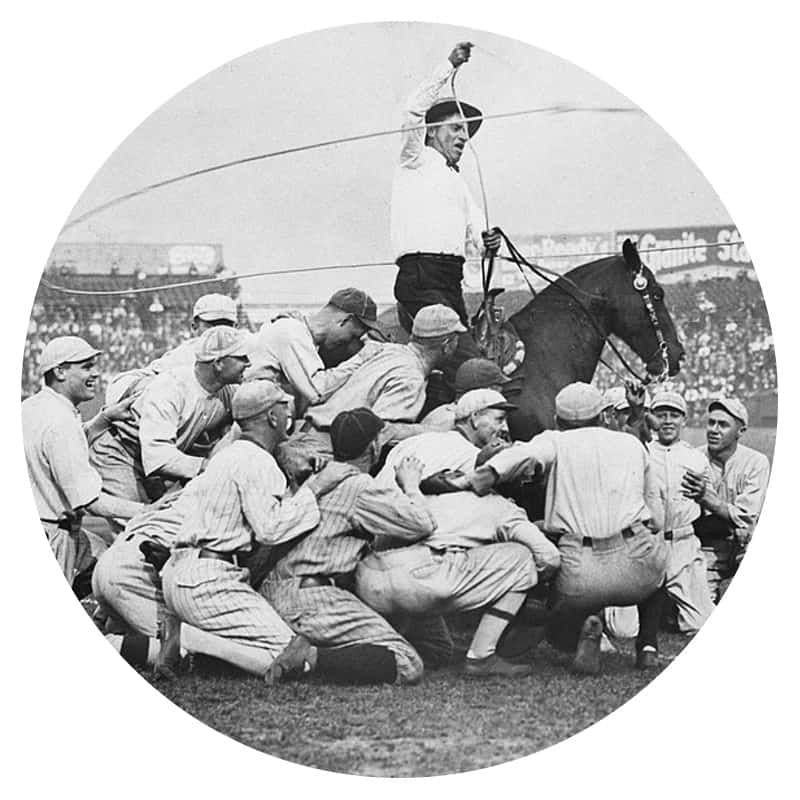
[495,228,672,386]
[632,266,671,385]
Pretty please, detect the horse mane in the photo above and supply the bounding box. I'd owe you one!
[509,254,620,335]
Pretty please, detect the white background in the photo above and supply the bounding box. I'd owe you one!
[4,2,798,798]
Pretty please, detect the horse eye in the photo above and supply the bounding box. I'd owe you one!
[653,287,664,302]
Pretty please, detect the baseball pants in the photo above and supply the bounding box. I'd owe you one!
[261,578,423,684]
[553,528,667,612]
[92,532,169,638]
[163,549,293,677]
[89,430,151,505]
[355,542,536,617]
[44,521,110,585]
[665,531,715,633]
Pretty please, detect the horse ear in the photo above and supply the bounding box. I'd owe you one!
[622,238,641,271]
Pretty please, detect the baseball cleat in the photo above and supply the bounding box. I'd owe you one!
[635,646,659,670]
[265,635,316,686]
[463,653,534,678]
[572,615,603,675]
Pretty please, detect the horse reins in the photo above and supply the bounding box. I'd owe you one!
[497,229,669,386]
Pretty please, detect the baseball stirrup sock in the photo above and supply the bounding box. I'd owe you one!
[117,633,153,667]
[637,585,668,651]
[315,644,398,685]
[468,591,528,659]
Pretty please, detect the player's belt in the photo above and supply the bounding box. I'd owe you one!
[580,521,655,548]
[198,548,250,567]
[663,524,694,542]
[298,573,355,591]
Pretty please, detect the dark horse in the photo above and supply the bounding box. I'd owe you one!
[505,239,684,440]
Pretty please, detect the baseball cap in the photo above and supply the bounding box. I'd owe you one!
[603,386,629,412]
[555,382,605,422]
[195,327,250,362]
[192,293,237,323]
[39,336,101,374]
[426,98,483,138]
[455,388,517,420]
[232,380,292,421]
[455,358,511,395]
[651,390,687,415]
[328,288,382,332]
[411,304,467,338]
[708,396,749,426]
[330,407,385,460]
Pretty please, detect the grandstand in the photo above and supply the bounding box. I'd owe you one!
[22,237,777,428]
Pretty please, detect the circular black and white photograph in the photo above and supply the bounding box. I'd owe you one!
[11,11,789,788]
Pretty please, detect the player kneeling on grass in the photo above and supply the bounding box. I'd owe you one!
[462,382,668,674]
[160,380,358,682]
[260,407,436,685]
[355,390,561,679]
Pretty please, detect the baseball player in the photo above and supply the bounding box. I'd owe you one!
[89,326,250,506]
[260,407,436,685]
[465,382,668,673]
[22,336,149,587]
[246,288,385,418]
[646,389,715,633]
[682,397,770,602]
[420,357,511,431]
[93,482,313,678]
[356,390,560,678]
[161,380,408,682]
[105,293,239,405]
[297,304,465,454]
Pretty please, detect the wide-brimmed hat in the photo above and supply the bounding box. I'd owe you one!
[425,98,483,138]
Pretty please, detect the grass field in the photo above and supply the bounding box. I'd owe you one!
[146,630,690,776]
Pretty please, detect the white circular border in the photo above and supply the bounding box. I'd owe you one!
[5,3,797,798]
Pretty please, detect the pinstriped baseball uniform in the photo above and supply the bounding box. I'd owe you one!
[89,364,235,503]
[23,386,108,580]
[162,439,320,675]
[647,439,715,632]
[261,465,435,684]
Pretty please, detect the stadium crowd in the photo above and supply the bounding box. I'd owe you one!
[593,275,776,425]
[23,275,778,425]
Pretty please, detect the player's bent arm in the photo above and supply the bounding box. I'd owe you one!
[482,434,556,484]
[85,492,147,521]
[241,473,320,547]
[398,59,454,168]
[354,484,437,543]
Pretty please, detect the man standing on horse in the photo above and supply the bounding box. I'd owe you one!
[391,42,501,341]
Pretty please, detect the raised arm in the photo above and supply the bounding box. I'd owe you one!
[398,43,472,168]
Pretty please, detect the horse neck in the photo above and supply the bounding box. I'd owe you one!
[517,266,612,384]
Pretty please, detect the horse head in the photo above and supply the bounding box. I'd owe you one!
[606,239,684,379]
